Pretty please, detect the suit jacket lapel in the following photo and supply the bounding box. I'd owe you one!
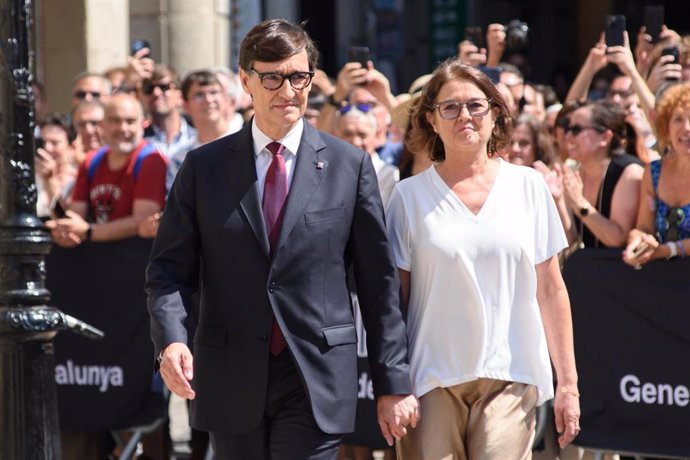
[225,123,270,256]
[274,123,327,256]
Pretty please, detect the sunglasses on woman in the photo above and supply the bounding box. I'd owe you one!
[665,207,686,241]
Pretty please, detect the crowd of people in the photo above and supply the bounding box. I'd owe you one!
[32,16,690,460]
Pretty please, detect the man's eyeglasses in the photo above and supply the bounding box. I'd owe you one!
[664,207,686,241]
[191,89,224,102]
[142,82,173,96]
[432,98,492,120]
[249,68,314,91]
[73,90,102,100]
[337,103,374,115]
[564,124,606,136]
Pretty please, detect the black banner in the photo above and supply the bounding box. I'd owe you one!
[563,249,690,457]
[47,238,166,431]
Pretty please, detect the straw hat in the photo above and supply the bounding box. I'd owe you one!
[391,73,432,132]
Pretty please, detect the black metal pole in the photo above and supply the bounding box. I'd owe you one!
[0,1,103,458]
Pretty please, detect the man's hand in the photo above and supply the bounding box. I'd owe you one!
[159,342,196,400]
[138,212,161,239]
[376,393,420,446]
[125,47,155,87]
[485,23,506,67]
[45,210,89,247]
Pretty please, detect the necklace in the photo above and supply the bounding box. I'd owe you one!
[577,158,611,249]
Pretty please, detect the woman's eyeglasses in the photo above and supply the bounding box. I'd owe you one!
[432,98,492,120]
[665,207,686,241]
[249,68,314,91]
[564,124,605,136]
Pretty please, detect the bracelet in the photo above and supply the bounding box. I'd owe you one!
[85,225,92,242]
[667,241,678,260]
[676,240,686,258]
[560,386,580,398]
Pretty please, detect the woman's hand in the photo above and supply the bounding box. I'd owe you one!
[622,228,660,268]
[554,386,581,449]
[562,166,586,212]
[534,161,564,200]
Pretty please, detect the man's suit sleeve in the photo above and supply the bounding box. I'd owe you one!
[349,152,412,397]
[146,151,201,357]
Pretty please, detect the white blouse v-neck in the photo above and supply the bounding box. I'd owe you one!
[386,160,567,405]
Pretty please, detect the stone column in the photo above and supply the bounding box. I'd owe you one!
[130,0,230,80]
[36,0,128,113]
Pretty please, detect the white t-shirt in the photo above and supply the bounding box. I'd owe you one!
[386,160,567,405]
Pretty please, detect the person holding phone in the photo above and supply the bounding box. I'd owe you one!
[316,49,398,138]
[34,113,79,220]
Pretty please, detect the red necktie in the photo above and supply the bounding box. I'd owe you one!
[263,142,288,356]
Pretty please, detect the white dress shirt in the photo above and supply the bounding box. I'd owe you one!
[252,118,304,199]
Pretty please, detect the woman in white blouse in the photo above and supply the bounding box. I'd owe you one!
[386,59,580,459]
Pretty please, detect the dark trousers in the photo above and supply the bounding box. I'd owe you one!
[210,351,342,460]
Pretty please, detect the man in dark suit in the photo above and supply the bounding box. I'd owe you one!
[146,19,418,459]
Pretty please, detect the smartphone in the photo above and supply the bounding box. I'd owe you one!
[464,26,484,48]
[51,197,67,219]
[35,137,44,151]
[662,46,680,81]
[605,14,626,48]
[662,46,679,63]
[644,5,664,44]
[478,65,502,84]
[130,39,151,56]
[347,46,370,68]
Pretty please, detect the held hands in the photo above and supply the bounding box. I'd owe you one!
[159,342,196,400]
[376,394,420,446]
[554,385,581,448]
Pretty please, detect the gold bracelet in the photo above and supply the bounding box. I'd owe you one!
[561,386,580,398]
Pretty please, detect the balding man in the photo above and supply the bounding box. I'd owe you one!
[70,72,112,108]
[47,93,167,246]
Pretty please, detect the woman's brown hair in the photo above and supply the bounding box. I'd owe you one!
[406,59,512,162]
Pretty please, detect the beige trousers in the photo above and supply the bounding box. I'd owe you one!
[397,378,538,460]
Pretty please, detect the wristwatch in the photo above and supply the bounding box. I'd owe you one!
[579,204,590,218]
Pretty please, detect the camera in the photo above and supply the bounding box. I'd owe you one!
[504,20,529,50]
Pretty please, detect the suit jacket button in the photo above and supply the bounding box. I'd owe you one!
[260,333,268,342]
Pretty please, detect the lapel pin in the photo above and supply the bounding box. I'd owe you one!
[316,161,324,169]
